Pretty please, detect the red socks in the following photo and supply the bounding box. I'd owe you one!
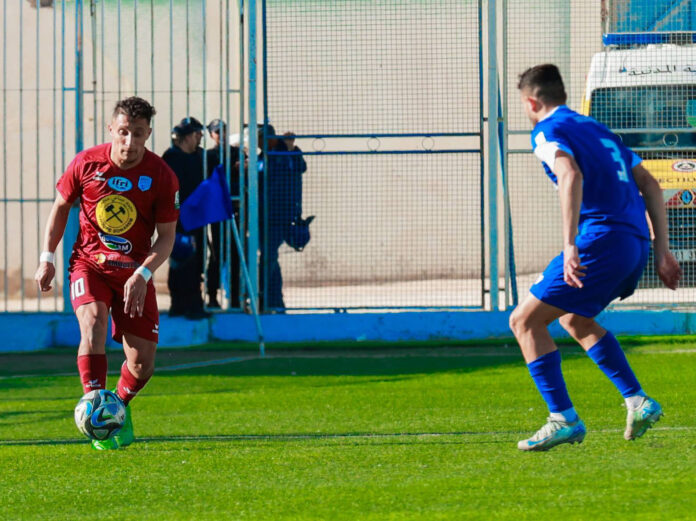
[77,355,150,405]
[116,361,151,405]
[77,354,107,393]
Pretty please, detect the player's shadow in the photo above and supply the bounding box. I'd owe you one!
[156,346,538,379]
[127,345,594,399]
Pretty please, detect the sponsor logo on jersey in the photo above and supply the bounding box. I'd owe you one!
[107,176,133,192]
[105,259,139,269]
[98,232,133,254]
[95,194,137,235]
[138,175,152,191]
[93,171,106,182]
[174,190,180,209]
[672,160,696,173]
[95,253,107,264]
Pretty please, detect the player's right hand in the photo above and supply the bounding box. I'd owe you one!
[34,262,56,292]
[655,250,681,290]
[563,244,586,288]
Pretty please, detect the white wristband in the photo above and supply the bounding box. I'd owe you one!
[40,251,55,264]
[134,265,152,283]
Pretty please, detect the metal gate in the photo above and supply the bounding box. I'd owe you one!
[262,0,487,311]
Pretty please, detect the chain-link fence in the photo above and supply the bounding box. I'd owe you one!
[263,0,484,310]
[1,0,693,315]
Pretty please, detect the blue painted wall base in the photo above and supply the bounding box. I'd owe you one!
[0,309,693,352]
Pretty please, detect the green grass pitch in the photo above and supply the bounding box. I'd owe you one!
[1,338,695,520]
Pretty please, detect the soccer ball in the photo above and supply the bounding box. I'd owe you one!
[74,389,126,441]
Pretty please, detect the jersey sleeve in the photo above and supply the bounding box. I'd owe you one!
[532,124,574,171]
[155,162,180,223]
[55,153,84,203]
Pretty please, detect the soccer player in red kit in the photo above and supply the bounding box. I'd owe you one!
[34,97,179,450]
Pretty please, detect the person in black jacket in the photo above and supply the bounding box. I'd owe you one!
[161,117,209,319]
[260,125,308,310]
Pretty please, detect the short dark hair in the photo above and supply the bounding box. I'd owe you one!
[112,96,156,125]
[517,64,567,106]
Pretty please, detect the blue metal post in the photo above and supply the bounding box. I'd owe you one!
[75,1,83,151]
[499,0,517,309]
[246,0,260,311]
[63,0,84,311]
[487,0,499,310]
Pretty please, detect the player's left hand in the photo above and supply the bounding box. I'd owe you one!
[655,250,682,290]
[563,244,586,288]
[124,272,148,318]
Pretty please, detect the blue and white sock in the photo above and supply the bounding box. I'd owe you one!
[527,350,577,420]
[587,331,644,399]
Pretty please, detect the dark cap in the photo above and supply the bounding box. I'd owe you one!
[172,116,204,136]
[207,118,226,133]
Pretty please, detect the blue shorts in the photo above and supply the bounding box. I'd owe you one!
[530,231,649,318]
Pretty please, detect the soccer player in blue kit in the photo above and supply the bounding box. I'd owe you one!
[510,64,682,451]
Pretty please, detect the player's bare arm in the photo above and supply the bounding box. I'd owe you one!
[34,193,73,292]
[123,220,177,318]
[632,163,682,290]
[551,151,586,288]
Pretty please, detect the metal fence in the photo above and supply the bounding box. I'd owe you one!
[0,0,693,315]
[262,0,485,310]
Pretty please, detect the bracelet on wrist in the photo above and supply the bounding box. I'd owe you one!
[40,251,55,264]
[134,265,152,283]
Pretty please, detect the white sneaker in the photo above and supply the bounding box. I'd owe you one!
[624,396,663,441]
[518,417,586,452]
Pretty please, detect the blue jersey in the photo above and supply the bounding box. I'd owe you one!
[531,105,649,240]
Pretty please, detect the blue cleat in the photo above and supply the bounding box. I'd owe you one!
[624,396,662,441]
[518,417,586,451]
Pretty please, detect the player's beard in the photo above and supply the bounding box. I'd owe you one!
[118,147,144,168]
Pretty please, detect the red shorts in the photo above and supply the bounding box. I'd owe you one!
[69,262,159,343]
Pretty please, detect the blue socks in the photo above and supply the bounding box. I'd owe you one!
[526,331,643,421]
[587,331,643,398]
[527,350,575,416]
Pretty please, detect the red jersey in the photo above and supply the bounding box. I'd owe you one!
[57,143,179,274]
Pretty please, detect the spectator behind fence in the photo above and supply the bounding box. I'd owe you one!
[205,119,245,309]
[161,117,210,319]
[258,124,311,310]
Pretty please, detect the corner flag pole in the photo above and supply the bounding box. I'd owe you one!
[230,215,265,357]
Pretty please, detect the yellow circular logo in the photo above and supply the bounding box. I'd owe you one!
[95,195,137,235]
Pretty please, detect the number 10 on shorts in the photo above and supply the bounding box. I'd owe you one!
[71,277,85,300]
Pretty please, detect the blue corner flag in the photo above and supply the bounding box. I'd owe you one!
[180,165,234,232]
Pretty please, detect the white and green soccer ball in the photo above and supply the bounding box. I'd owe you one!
[74,389,126,441]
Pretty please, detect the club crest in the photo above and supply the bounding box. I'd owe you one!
[138,176,152,191]
[95,195,137,235]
